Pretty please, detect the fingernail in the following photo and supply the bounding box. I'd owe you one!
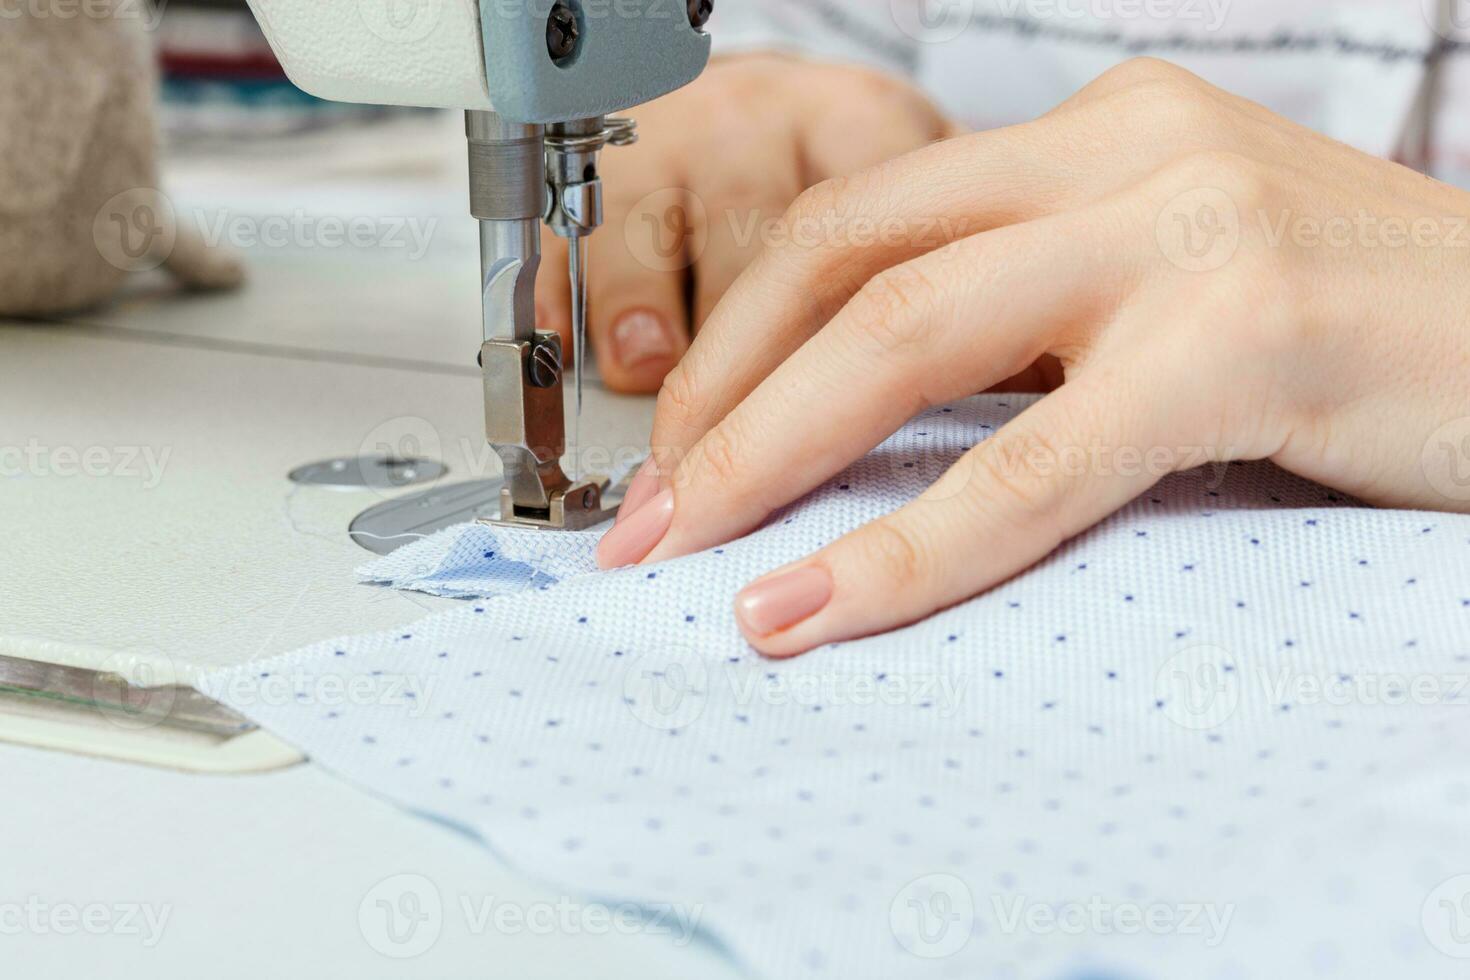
[597,488,675,568]
[615,457,662,525]
[611,310,676,370]
[734,565,834,639]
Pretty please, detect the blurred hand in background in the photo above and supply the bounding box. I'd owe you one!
[535,52,958,393]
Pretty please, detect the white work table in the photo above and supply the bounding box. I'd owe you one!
[0,113,739,978]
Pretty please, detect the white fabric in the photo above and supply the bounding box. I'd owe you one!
[212,397,1470,980]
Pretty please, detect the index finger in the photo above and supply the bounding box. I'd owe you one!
[648,132,1042,458]
[644,61,1265,471]
[595,208,1132,569]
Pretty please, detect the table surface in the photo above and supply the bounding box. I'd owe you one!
[0,112,739,978]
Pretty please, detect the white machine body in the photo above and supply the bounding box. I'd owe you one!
[245,0,711,123]
[245,0,495,110]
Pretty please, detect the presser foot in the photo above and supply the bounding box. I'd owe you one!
[478,479,616,532]
[479,333,616,531]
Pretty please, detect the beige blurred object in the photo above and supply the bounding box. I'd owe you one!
[0,2,245,316]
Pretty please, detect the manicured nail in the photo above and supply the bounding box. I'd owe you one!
[615,457,662,524]
[597,489,674,568]
[611,310,675,370]
[734,565,834,638]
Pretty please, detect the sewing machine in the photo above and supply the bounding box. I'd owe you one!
[0,4,714,762]
[0,8,741,975]
[246,0,712,530]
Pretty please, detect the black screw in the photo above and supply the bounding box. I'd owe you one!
[687,0,712,30]
[547,2,580,62]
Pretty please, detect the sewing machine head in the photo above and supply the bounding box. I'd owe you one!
[245,0,713,529]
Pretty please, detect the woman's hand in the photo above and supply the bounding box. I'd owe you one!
[535,52,956,392]
[595,58,1470,656]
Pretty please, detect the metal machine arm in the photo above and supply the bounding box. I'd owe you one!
[245,0,714,530]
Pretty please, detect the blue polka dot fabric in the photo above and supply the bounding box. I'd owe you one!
[359,519,603,599]
[214,396,1470,980]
